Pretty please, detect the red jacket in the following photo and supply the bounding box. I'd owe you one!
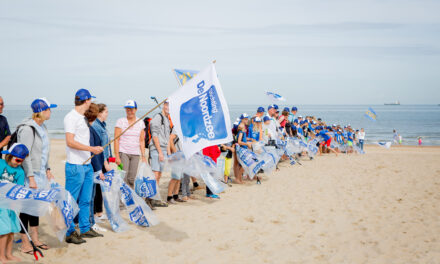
[202,145,221,164]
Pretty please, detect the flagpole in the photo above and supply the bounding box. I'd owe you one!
[172,69,183,88]
[83,98,167,165]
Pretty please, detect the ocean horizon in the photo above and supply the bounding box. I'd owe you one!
[3,104,440,146]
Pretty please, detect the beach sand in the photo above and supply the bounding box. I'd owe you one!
[14,140,440,264]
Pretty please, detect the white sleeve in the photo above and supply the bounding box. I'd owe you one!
[64,114,76,134]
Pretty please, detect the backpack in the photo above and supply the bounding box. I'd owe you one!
[145,113,177,149]
[143,117,152,147]
[7,124,36,149]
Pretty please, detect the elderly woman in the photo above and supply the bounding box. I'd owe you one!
[114,100,147,188]
[17,98,57,254]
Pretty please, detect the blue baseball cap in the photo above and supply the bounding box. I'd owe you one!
[273,104,279,110]
[263,116,271,122]
[257,107,265,113]
[240,113,249,119]
[1,143,29,159]
[31,98,57,113]
[268,104,275,111]
[283,107,290,112]
[124,100,137,109]
[75,88,95,101]
[294,119,298,124]
[316,126,323,130]
[291,106,298,112]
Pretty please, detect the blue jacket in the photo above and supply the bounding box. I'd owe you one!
[92,119,112,160]
[89,126,104,173]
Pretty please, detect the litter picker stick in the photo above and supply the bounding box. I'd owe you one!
[83,98,167,165]
[16,212,43,261]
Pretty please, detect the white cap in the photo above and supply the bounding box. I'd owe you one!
[124,100,137,109]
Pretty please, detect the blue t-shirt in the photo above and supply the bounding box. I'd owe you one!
[318,130,331,141]
[237,131,248,148]
[0,159,25,185]
[347,132,353,142]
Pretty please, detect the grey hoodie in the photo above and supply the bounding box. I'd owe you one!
[17,118,50,177]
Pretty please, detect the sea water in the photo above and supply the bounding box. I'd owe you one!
[3,104,440,146]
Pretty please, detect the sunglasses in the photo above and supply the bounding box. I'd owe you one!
[14,158,24,163]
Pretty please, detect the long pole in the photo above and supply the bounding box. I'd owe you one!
[83,98,167,164]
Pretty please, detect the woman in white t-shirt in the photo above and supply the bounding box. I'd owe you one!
[114,100,146,188]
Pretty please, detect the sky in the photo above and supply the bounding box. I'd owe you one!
[1,0,439,106]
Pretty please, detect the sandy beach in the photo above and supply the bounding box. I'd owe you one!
[14,140,440,264]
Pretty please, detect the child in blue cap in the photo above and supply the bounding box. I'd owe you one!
[0,143,29,263]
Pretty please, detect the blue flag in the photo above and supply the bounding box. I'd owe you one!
[173,69,199,86]
[365,107,377,121]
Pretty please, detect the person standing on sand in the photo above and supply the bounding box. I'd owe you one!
[149,100,171,207]
[358,128,365,151]
[85,103,108,233]
[393,129,399,144]
[64,89,104,244]
[418,137,422,146]
[91,103,111,221]
[114,100,147,189]
[17,98,57,254]
[0,96,11,159]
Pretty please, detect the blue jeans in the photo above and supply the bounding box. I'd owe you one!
[89,183,97,227]
[359,139,364,151]
[65,163,94,236]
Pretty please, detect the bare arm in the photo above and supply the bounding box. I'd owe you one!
[114,127,121,164]
[0,135,10,149]
[139,129,147,162]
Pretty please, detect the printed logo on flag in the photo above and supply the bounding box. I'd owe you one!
[180,82,227,143]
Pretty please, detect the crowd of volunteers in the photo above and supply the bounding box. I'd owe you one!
[0,91,367,262]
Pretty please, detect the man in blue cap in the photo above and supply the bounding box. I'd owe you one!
[64,88,104,244]
[0,96,11,159]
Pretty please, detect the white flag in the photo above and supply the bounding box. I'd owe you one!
[168,64,232,158]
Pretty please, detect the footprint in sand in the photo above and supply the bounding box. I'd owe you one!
[245,216,255,223]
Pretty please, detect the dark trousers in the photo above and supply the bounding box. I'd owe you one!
[206,186,213,196]
[19,213,39,234]
[94,183,103,213]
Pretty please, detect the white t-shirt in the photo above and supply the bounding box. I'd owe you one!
[358,131,365,140]
[64,109,91,164]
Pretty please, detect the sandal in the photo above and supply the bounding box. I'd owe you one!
[36,244,49,250]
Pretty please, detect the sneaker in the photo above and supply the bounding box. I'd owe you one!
[66,231,86,244]
[210,194,220,199]
[81,229,104,238]
[167,199,177,205]
[96,214,107,220]
[152,200,168,207]
[92,224,107,232]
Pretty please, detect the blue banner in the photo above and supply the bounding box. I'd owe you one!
[365,107,377,121]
